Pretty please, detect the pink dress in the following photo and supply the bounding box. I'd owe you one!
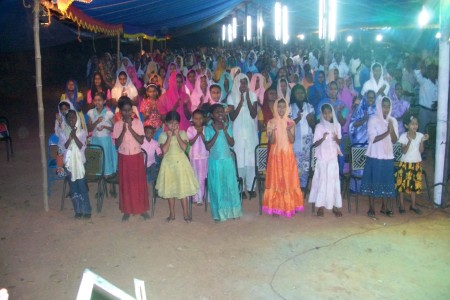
[187,126,209,203]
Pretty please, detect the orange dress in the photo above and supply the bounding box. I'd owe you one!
[262,99,304,217]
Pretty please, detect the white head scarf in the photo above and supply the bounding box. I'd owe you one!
[190,74,211,111]
[62,110,87,181]
[318,103,343,156]
[111,71,138,100]
[249,73,266,105]
[277,78,291,103]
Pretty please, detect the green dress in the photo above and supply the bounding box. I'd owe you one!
[156,131,199,199]
[205,124,242,221]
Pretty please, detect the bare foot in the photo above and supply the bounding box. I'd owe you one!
[332,207,343,217]
[317,207,324,217]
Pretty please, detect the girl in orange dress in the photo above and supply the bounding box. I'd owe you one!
[262,98,304,217]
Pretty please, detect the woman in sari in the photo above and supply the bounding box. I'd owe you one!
[307,70,327,111]
[250,73,266,106]
[289,84,315,190]
[217,71,233,103]
[158,72,192,131]
[190,74,211,111]
[388,83,410,135]
[348,90,377,192]
[185,69,197,95]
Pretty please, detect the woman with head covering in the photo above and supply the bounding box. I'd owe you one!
[361,97,398,218]
[60,79,87,130]
[348,90,377,192]
[227,73,259,198]
[217,71,233,103]
[361,62,390,98]
[289,84,316,190]
[258,86,277,144]
[213,55,227,83]
[111,71,138,108]
[243,50,259,74]
[116,57,143,91]
[158,72,192,131]
[230,66,241,80]
[308,103,344,217]
[164,62,179,90]
[307,70,327,111]
[249,73,266,105]
[190,74,211,111]
[262,98,304,217]
[185,69,197,95]
[143,61,159,85]
[388,83,410,135]
[276,78,291,103]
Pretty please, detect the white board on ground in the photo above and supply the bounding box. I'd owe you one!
[76,269,147,300]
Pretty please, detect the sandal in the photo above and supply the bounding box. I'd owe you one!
[410,206,422,215]
[141,212,150,220]
[166,216,175,222]
[367,210,376,218]
[122,214,130,222]
[317,207,324,217]
[399,206,406,214]
[184,216,191,223]
[380,210,394,217]
[332,207,343,217]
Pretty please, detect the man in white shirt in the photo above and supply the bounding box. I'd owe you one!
[415,64,438,132]
[329,52,349,78]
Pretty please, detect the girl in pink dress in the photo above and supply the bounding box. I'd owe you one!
[186,109,209,205]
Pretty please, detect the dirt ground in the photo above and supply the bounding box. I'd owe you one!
[1,89,450,300]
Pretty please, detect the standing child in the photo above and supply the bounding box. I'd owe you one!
[60,110,91,219]
[309,104,344,217]
[141,126,162,194]
[113,97,150,221]
[55,100,73,177]
[205,102,243,222]
[361,97,398,218]
[262,98,304,217]
[395,114,428,214]
[156,111,199,222]
[87,91,117,177]
[187,109,209,205]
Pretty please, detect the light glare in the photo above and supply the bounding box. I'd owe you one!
[376,34,383,42]
[282,5,289,44]
[247,16,252,42]
[418,6,431,27]
[274,2,281,40]
[346,35,353,43]
[232,17,237,39]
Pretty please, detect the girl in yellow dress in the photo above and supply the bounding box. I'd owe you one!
[156,111,199,222]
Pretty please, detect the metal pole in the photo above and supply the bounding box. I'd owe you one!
[33,0,49,211]
[140,37,143,53]
[434,0,450,206]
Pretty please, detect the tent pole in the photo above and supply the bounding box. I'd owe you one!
[140,37,143,53]
[434,0,450,206]
[33,0,49,211]
[150,39,153,53]
[116,32,120,69]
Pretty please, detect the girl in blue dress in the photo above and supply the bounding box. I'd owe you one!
[205,85,242,222]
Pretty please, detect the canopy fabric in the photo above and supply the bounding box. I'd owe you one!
[69,0,243,38]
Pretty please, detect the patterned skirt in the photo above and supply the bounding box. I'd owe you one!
[395,162,423,194]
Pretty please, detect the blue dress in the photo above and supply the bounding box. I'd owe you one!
[205,124,242,221]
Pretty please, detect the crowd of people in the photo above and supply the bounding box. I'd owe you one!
[54,41,439,221]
